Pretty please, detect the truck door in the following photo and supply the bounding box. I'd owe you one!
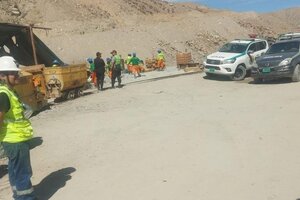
[256,41,268,57]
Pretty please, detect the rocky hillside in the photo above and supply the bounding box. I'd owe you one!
[0,0,299,64]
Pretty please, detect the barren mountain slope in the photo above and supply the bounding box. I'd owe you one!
[264,7,300,29]
[0,0,299,64]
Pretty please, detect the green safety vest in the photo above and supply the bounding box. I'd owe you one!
[129,57,140,65]
[0,85,33,143]
[113,55,122,69]
[90,63,95,71]
[114,55,121,65]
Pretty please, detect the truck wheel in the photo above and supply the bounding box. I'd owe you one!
[231,65,246,81]
[292,64,300,82]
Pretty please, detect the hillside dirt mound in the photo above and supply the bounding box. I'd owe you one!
[0,0,299,64]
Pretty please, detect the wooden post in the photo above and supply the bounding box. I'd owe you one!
[29,24,38,65]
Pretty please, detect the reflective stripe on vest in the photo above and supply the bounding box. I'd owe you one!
[0,85,33,143]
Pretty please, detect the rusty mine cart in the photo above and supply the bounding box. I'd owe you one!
[0,23,88,112]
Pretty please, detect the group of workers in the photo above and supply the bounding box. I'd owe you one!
[88,49,166,90]
[88,50,123,90]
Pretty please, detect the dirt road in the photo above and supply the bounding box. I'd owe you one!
[1,73,300,200]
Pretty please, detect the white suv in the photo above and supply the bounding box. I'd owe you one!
[277,32,300,41]
[203,39,269,80]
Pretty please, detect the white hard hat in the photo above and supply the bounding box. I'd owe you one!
[0,56,20,72]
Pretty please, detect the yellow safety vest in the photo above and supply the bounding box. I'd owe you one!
[126,56,132,65]
[0,85,33,143]
[157,53,165,61]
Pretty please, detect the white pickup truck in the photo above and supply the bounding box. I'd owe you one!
[203,39,269,80]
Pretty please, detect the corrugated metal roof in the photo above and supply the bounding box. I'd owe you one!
[0,23,63,67]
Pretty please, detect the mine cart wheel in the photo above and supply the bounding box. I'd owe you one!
[67,90,76,99]
[61,92,68,100]
[75,89,83,97]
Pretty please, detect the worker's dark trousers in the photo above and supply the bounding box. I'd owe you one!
[2,141,37,200]
[96,72,105,90]
[112,69,122,87]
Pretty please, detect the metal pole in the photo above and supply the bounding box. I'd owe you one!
[29,24,38,65]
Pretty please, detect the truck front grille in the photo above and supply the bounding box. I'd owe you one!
[206,59,221,65]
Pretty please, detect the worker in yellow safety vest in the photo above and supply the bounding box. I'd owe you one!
[126,53,133,74]
[156,49,166,70]
[111,50,123,88]
[0,56,37,200]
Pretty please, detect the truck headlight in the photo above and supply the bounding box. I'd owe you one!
[279,58,292,66]
[222,58,236,64]
[278,65,291,72]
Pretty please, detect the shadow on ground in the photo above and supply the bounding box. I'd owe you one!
[34,167,76,200]
[28,137,44,150]
[54,91,94,103]
[0,164,8,179]
[203,74,232,81]
[203,74,293,85]
[31,104,52,118]
[248,77,292,85]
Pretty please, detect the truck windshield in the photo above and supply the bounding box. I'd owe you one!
[267,41,300,54]
[219,43,248,53]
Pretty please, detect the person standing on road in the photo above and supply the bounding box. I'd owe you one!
[126,53,133,74]
[0,56,37,200]
[156,49,166,70]
[111,50,122,88]
[94,52,106,91]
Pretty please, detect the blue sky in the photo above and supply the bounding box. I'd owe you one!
[170,0,300,13]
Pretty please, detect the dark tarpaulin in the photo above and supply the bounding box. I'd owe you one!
[0,23,64,67]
